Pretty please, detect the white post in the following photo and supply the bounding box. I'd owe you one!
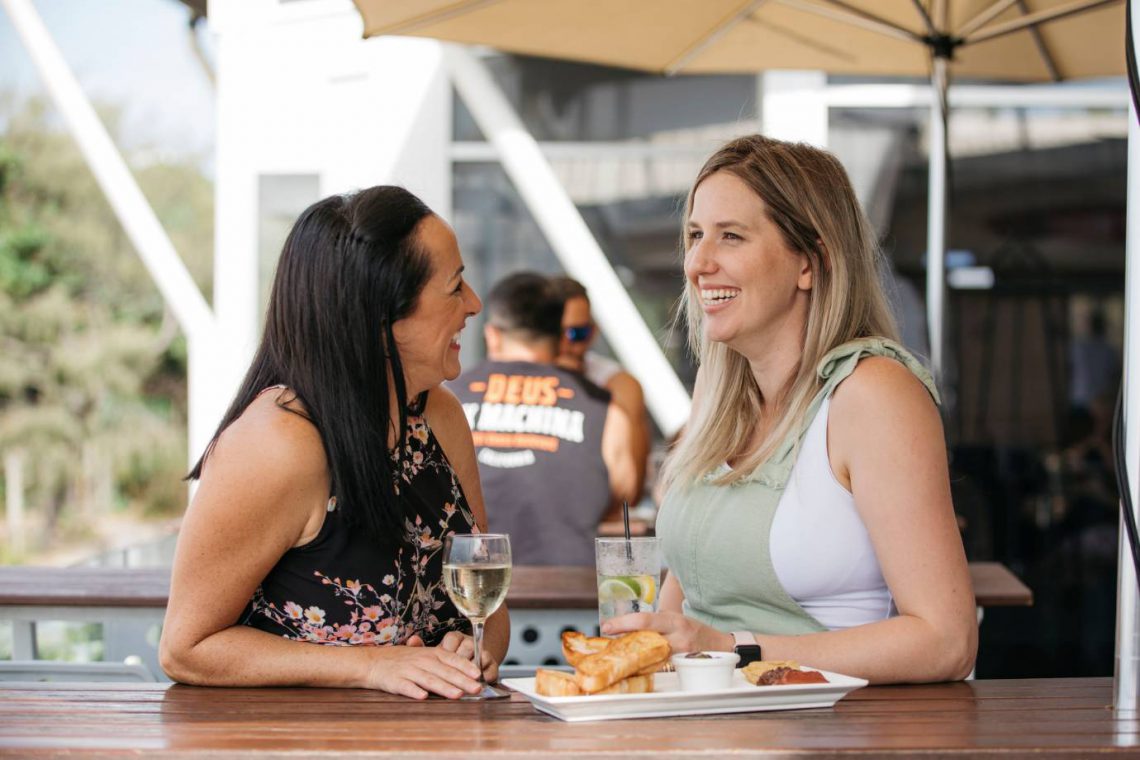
[1113,90,1140,712]
[186,340,226,476]
[209,2,260,409]
[444,45,691,437]
[926,57,949,380]
[4,449,26,556]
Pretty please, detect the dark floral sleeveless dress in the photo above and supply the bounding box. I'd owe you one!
[240,404,478,647]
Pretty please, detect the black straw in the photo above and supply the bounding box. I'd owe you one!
[623,500,632,560]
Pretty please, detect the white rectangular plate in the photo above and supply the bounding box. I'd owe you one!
[502,668,868,722]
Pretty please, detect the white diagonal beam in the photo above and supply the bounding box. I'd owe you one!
[444,45,691,436]
[2,0,214,344]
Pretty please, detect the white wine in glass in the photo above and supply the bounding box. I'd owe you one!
[442,533,511,700]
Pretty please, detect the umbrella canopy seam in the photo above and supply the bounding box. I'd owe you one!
[964,0,1121,45]
[778,0,927,44]
[664,0,773,76]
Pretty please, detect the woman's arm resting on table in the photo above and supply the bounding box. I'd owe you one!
[606,359,977,684]
[426,387,510,674]
[159,393,484,699]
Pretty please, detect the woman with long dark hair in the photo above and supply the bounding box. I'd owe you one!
[159,186,505,699]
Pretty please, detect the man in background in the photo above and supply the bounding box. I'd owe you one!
[451,272,637,566]
[552,277,650,502]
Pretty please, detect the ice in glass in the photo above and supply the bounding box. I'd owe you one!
[595,537,662,628]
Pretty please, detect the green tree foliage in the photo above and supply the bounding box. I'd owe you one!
[0,95,213,560]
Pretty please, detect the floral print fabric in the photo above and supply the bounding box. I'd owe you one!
[242,406,477,647]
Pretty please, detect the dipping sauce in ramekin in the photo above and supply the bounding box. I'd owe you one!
[670,651,740,692]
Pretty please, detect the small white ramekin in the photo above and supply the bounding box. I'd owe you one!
[670,651,740,692]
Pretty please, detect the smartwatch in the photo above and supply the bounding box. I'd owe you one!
[732,631,762,668]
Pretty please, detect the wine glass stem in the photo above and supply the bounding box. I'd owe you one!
[471,619,486,685]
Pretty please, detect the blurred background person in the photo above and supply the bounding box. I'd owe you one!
[451,272,637,565]
[1069,309,1120,417]
[553,276,650,503]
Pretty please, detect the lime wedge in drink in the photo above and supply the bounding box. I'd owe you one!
[597,577,641,604]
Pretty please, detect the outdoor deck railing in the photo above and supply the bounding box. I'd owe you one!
[0,563,1031,681]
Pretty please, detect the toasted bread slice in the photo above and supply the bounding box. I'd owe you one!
[535,669,583,697]
[574,630,671,694]
[535,669,654,697]
[596,673,654,695]
[561,631,611,668]
[563,632,667,674]
[635,656,669,676]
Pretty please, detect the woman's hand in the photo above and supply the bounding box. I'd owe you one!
[361,642,484,700]
[406,631,500,683]
[438,631,501,683]
[602,611,734,654]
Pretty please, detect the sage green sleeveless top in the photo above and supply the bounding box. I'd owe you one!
[656,337,939,636]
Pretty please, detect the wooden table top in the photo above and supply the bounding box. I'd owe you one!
[0,678,1131,756]
[0,561,1032,611]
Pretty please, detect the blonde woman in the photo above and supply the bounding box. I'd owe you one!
[603,136,977,684]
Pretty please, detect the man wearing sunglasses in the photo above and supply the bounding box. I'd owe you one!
[451,273,639,566]
[554,277,649,503]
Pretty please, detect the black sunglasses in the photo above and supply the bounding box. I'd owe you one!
[565,324,594,343]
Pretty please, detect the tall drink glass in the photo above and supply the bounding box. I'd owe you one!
[595,537,662,629]
[443,533,512,700]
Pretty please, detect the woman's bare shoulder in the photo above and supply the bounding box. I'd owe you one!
[186,389,331,552]
[423,386,473,447]
[830,356,936,414]
[828,356,944,456]
[206,389,328,484]
[425,384,465,421]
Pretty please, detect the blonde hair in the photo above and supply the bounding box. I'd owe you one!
[660,135,900,492]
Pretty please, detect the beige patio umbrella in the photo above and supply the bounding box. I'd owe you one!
[352,0,1125,376]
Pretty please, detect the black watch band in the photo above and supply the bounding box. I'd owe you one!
[732,631,762,668]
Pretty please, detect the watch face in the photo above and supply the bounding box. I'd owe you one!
[734,644,762,667]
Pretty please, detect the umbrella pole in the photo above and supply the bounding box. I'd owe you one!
[926,55,949,380]
[1114,2,1140,708]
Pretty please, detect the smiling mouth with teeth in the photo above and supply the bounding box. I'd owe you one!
[700,289,740,305]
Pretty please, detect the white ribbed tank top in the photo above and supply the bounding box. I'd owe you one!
[769,396,897,630]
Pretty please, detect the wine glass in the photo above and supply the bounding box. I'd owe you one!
[442,533,512,700]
